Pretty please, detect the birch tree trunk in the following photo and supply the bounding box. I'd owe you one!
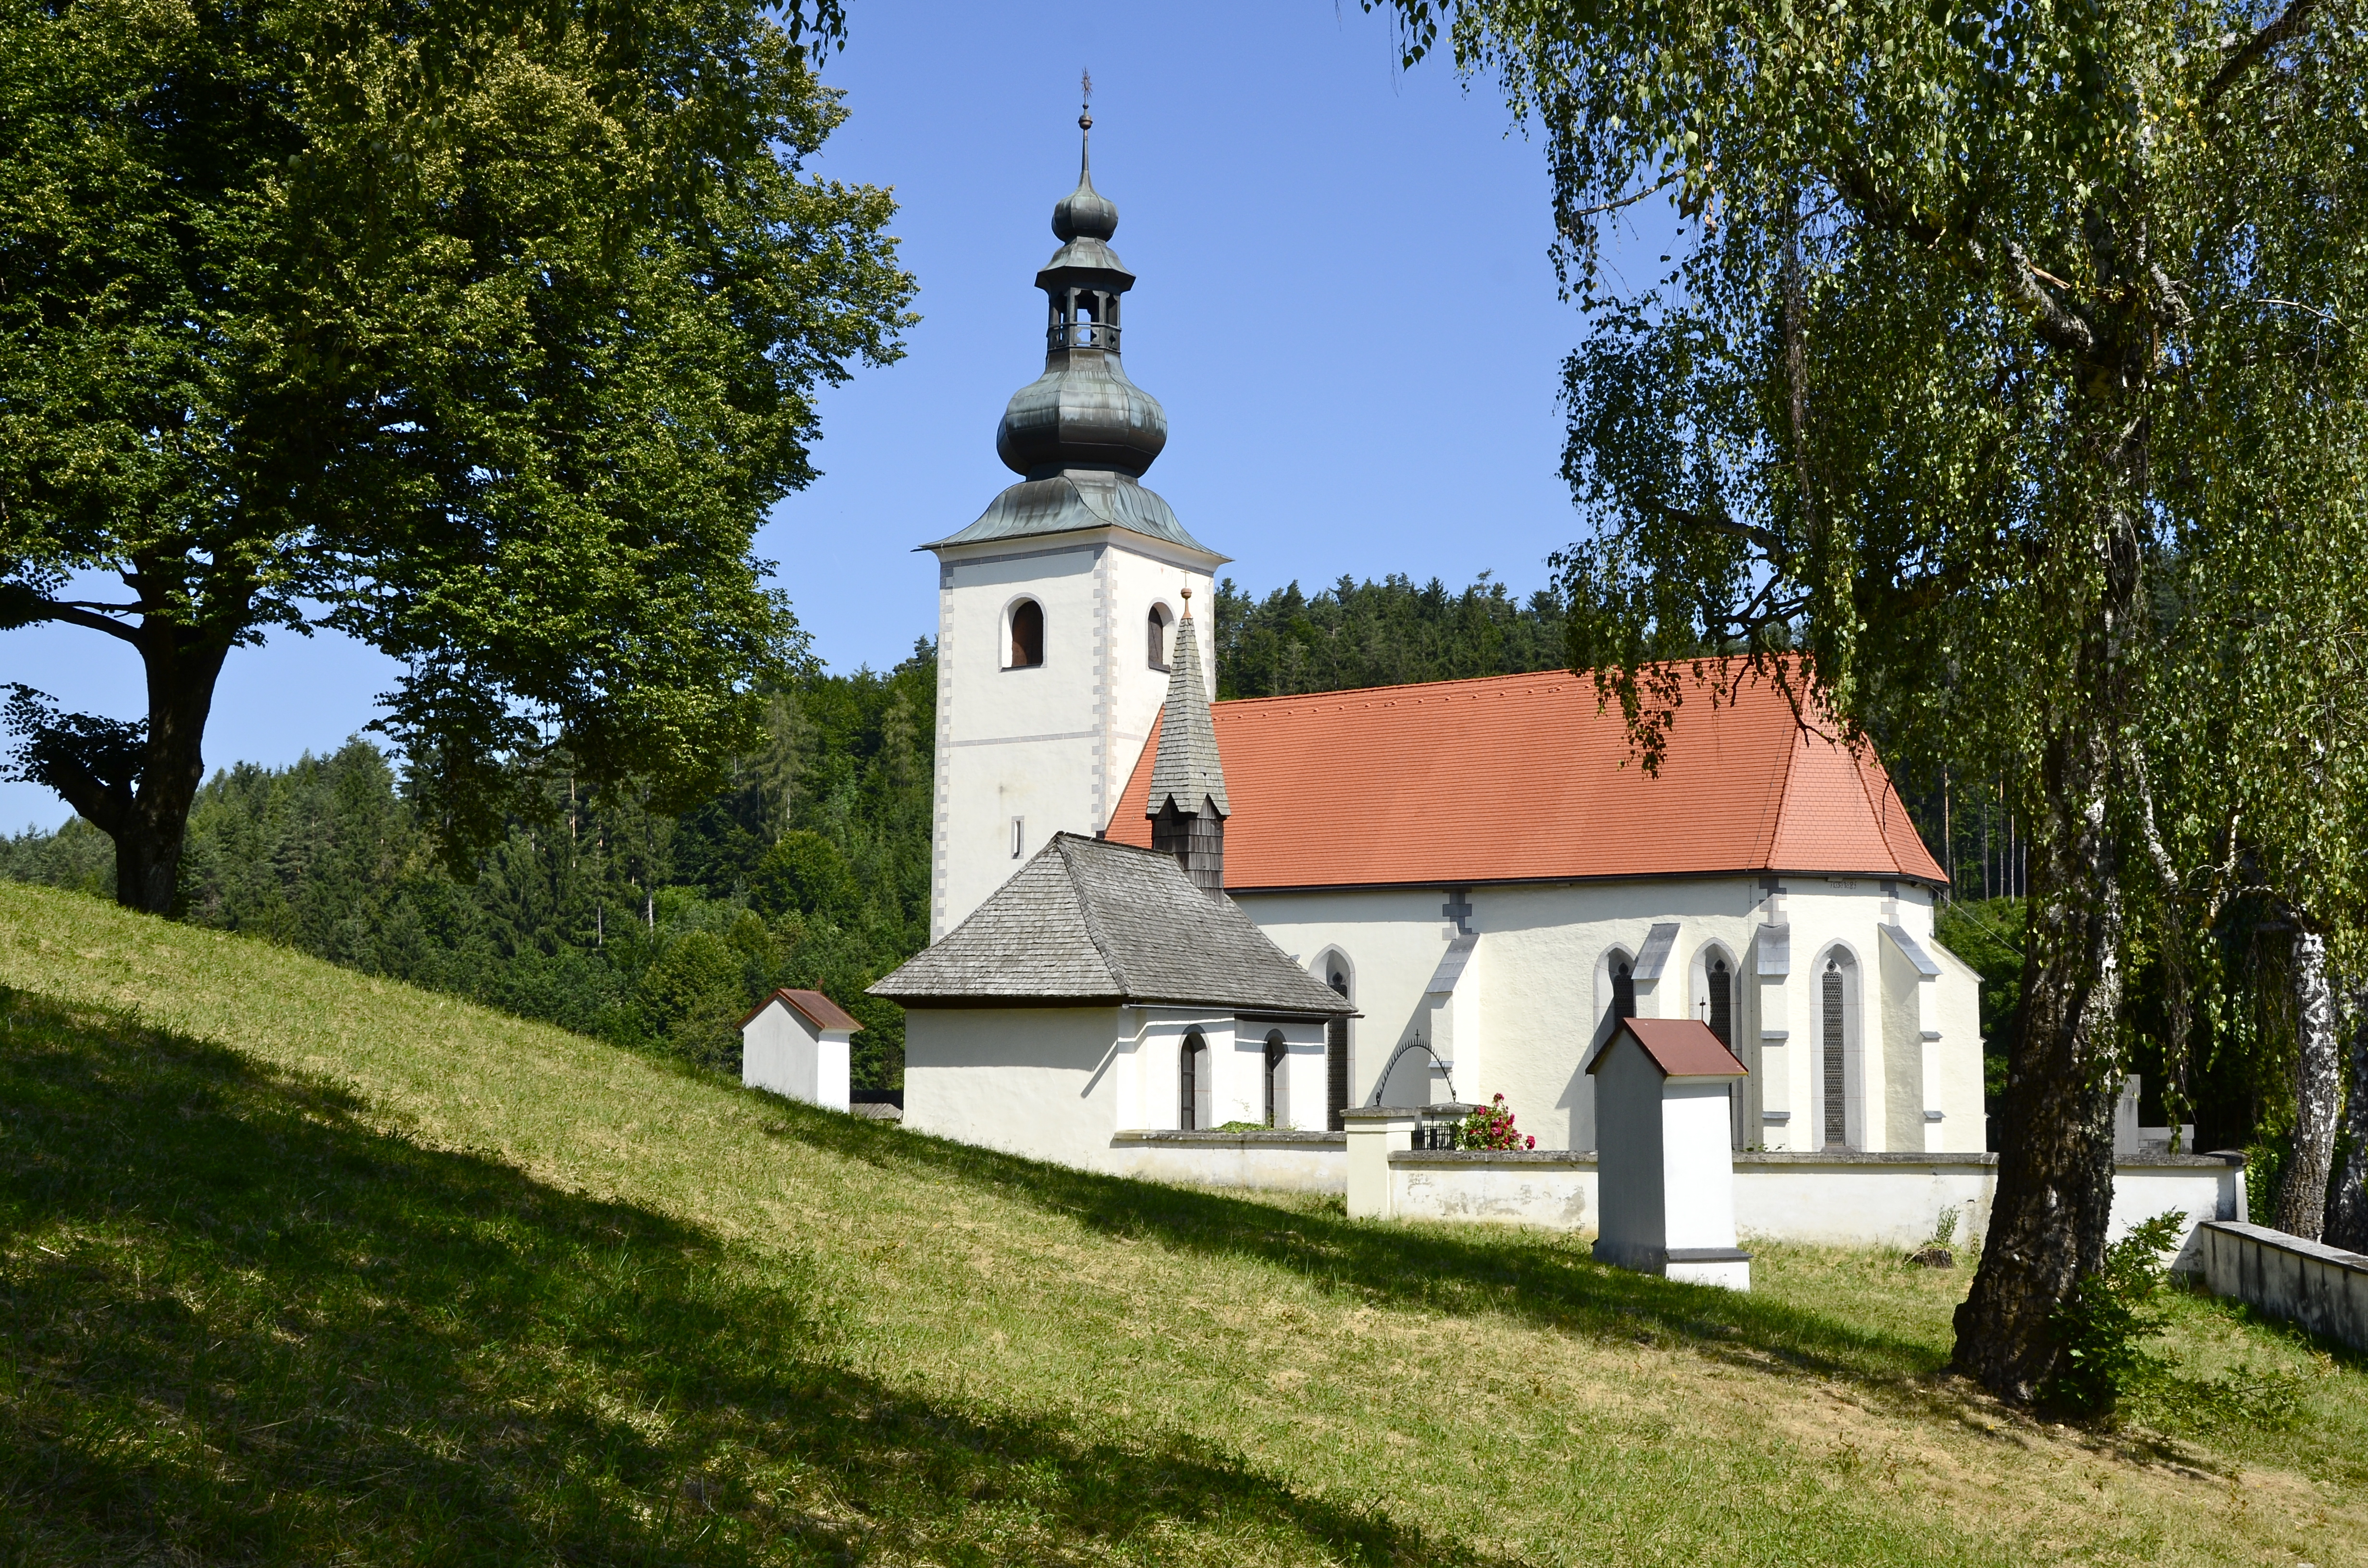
[2323,988,2368,1251]
[2277,927,2340,1240]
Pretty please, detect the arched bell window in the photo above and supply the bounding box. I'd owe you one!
[1264,1031,1287,1128]
[1147,603,1173,671]
[1007,599,1044,669]
[1180,1029,1209,1131]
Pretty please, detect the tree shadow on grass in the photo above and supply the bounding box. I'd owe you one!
[0,989,1516,1567]
[760,1095,1969,1399]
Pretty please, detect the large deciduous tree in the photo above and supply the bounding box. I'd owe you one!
[0,0,913,910]
[1376,0,2368,1398]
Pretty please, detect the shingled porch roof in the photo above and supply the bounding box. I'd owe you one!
[870,833,1353,1016]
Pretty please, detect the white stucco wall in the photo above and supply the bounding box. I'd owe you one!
[740,1000,851,1112]
[1239,875,1985,1157]
[1379,1152,2242,1251]
[929,529,1218,939]
[903,1005,1123,1168]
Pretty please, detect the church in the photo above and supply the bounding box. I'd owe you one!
[871,112,1986,1179]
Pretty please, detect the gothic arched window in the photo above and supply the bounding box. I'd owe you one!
[1147,603,1172,671]
[1264,1031,1287,1128]
[1180,1030,1209,1131]
[1326,966,1351,1131]
[1822,959,1847,1147]
[1008,599,1044,669]
[1612,957,1637,1021]
[1707,956,1733,1046]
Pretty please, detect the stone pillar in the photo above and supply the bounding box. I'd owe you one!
[1344,1106,1418,1220]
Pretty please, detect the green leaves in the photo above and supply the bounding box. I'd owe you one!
[0,0,915,885]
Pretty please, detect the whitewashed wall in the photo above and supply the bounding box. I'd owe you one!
[1380,1149,2246,1250]
[1240,876,1985,1155]
[929,529,1219,939]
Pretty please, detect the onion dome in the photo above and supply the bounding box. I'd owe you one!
[927,103,1216,559]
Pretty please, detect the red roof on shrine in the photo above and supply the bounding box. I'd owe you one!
[1586,1017,1751,1079]
[1106,664,1945,892]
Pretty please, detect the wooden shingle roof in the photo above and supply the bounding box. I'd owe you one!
[870,834,1352,1016]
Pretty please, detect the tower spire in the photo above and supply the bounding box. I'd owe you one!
[1148,588,1229,894]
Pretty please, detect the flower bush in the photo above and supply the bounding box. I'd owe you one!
[1458,1093,1535,1151]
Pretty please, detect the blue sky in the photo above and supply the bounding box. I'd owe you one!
[2,0,1670,832]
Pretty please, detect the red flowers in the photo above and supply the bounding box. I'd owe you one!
[1458,1093,1535,1152]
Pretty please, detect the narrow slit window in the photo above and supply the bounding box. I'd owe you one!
[1326,968,1350,1132]
[1707,957,1732,1046]
[1011,816,1024,859]
[1264,1031,1287,1128]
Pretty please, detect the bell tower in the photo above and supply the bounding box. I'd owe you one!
[924,94,1226,939]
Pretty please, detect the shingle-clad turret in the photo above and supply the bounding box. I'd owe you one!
[1147,592,1228,892]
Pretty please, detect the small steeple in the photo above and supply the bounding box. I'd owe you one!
[1053,73,1117,243]
[1148,588,1229,893]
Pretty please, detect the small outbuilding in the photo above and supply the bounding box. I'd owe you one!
[1587,1017,1753,1290]
[741,988,863,1113]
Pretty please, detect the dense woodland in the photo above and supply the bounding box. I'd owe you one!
[0,571,2304,1171]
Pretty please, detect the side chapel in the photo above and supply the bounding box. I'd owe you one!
[872,112,1985,1172]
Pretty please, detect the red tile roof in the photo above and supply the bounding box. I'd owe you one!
[739,988,864,1033]
[1587,1017,1751,1079]
[1107,665,1944,891]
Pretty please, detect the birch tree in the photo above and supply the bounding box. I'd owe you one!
[1375,0,2368,1396]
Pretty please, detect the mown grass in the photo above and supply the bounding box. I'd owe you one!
[1,879,2363,1566]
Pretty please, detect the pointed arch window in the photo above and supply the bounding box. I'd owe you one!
[1326,966,1351,1131]
[1706,956,1733,1047]
[1264,1031,1287,1128]
[1008,600,1044,669]
[1612,956,1637,1021]
[1180,1030,1209,1131]
[1822,960,1847,1147]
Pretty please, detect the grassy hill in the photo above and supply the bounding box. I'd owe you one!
[1,881,2363,1566]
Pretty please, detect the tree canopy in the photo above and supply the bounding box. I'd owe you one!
[0,0,914,909]
[1377,0,2368,1399]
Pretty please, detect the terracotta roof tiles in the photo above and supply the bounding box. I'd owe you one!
[1107,664,1944,890]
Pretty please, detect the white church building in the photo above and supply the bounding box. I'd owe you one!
[873,111,1988,1179]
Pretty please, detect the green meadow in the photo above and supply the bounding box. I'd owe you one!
[2,879,2362,1565]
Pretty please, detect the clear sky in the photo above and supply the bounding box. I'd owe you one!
[1,0,1668,832]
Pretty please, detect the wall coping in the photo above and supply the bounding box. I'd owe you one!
[2204,1221,2368,1274]
[1383,1149,2249,1170]
[1112,1129,1347,1150]
[1394,1149,1595,1167]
